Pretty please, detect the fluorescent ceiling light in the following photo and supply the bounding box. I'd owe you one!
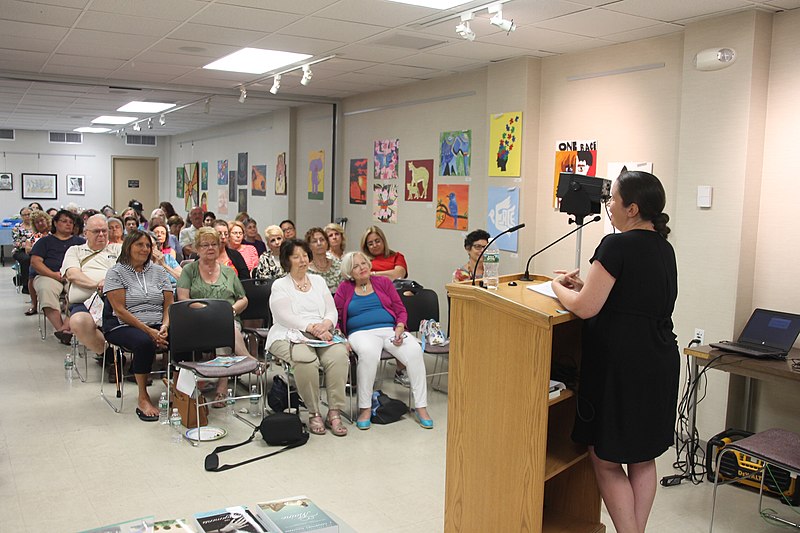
[91,115,138,125]
[385,0,474,8]
[117,101,176,113]
[74,127,110,133]
[203,48,312,75]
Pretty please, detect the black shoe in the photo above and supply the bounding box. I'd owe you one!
[54,331,72,345]
[135,408,159,422]
[21,286,30,295]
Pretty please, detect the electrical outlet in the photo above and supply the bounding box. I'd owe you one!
[694,328,705,345]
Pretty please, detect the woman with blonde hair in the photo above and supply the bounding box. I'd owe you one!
[324,223,346,260]
[252,225,285,280]
[360,225,407,280]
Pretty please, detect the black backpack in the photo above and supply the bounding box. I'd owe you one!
[371,390,408,424]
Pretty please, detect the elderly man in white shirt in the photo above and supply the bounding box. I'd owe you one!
[179,206,204,257]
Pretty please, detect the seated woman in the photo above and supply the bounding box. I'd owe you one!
[149,224,182,290]
[228,220,260,272]
[306,227,342,293]
[12,206,35,295]
[334,251,432,430]
[103,230,173,422]
[252,225,285,280]
[266,239,349,437]
[324,223,346,260]
[243,218,267,256]
[212,219,249,281]
[361,225,407,280]
[452,229,490,282]
[24,210,53,315]
[107,216,124,244]
[176,227,256,407]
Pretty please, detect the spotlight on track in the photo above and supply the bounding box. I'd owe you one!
[270,74,281,95]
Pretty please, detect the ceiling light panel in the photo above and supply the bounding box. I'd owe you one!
[117,101,176,113]
[385,0,475,8]
[91,115,138,125]
[74,127,111,133]
[203,48,312,74]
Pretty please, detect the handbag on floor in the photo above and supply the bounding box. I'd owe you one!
[371,390,408,424]
[267,375,302,413]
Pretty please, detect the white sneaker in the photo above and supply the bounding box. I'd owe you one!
[393,370,410,388]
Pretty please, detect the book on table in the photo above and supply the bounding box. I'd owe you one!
[254,496,338,533]
[78,516,155,533]
[193,505,267,532]
[153,518,194,532]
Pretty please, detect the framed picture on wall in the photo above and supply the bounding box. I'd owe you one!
[0,173,12,191]
[66,174,85,195]
[21,173,57,199]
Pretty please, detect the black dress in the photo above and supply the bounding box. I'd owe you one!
[572,230,679,464]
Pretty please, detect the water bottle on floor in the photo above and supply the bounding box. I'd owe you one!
[64,352,74,382]
[158,392,169,424]
[249,384,260,417]
[483,248,500,290]
[170,408,182,445]
[226,388,235,417]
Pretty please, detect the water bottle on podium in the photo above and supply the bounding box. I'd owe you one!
[483,248,500,290]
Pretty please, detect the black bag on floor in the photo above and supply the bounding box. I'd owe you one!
[267,375,302,413]
[371,390,408,424]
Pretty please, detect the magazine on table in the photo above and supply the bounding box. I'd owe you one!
[254,495,338,533]
[286,329,346,348]
[197,355,248,367]
[193,505,266,532]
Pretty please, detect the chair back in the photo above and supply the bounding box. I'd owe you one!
[169,299,234,354]
[240,278,273,328]
[399,288,440,333]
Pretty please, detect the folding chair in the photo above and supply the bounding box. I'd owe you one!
[168,299,261,446]
[399,287,449,392]
[240,278,274,361]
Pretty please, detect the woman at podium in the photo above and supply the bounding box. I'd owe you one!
[552,170,679,533]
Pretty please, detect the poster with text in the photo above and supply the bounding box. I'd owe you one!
[275,152,287,196]
[237,152,248,186]
[404,159,433,202]
[217,159,228,185]
[604,161,653,234]
[251,164,267,197]
[184,162,199,212]
[217,189,228,215]
[435,184,469,230]
[374,139,399,180]
[349,158,367,205]
[373,183,398,224]
[238,188,247,215]
[228,171,237,202]
[489,112,522,177]
[200,161,208,190]
[176,167,185,198]
[308,150,324,200]
[439,130,471,176]
[487,186,520,252]
[553,140,597,208]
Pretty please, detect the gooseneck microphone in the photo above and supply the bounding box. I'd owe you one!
[520,216,601,281]
[471,223,525,286]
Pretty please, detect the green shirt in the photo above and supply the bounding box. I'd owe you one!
[176,261,245,322]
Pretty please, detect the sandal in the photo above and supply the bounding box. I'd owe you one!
[211,392,226,409]
[24,308,37,316]
[325,412,348,437]
[308,413,326,435]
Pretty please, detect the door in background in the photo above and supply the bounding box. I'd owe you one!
[112,157,158,216]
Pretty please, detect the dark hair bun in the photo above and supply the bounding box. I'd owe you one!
[652,212,671,238]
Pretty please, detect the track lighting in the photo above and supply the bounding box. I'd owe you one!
[270,75,281,95]
[204,97,211,114]
[132,122,141,132]
[488,4,515,33]
[159,114,166,126]
[455,12,475,41]
[301,65,313,86]
[147,118,152,129]
[238,87,247,103]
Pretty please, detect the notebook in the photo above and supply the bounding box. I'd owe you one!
[709,308,800,359]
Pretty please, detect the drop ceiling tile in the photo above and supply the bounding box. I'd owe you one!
[56,41,141,60]
[25,0,91,8]
[188,5,301,32]
[541,37,614,55]
[62,28,161,48]
[332,43,415,63]
[328,71,407,85]
[534,8,658,38]
[0,36,58,54]
[115,61,196,76]
[482,24,592,49]
[315,0,437,25]
[430,41,532,62]
[248,34,345,55]
[501,0,591,24]
[766,0,800,8]
[602,22,684,43]
[89,0,209,21]
[135,50,222,68]
[603,0,752,23]
[169,23,266,47]
[358,63,438,78]
[0,20,69,40]
[75,11,183,37]
[150,39,236,58]
[311,57,379,73]
[40,65,121,78]
[395,53,482,70]
[49,54,127,70]
[1,0,83,27]
[214,0,339,15]
[278,17,388,42]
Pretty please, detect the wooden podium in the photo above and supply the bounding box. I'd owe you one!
[444,273,605,533]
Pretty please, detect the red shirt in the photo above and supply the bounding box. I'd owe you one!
[370,251,407,277]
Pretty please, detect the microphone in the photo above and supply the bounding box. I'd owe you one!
[520,215,601,281]
[471,223,525,286]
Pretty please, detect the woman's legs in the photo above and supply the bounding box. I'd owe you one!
[269,340,321,414]
[347,329,384,416]
[383,330,428,414]
[105,326,158,417]
[589,447,656,533]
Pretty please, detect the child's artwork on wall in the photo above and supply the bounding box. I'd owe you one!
[217,189,228,215]
[200,191,208,212]
[275,152,287,196]
[238,188,247,214]
[184,162,199,211]
[217,160,228,185]
[349,158,367,205]
[439,130,471,176]
[374,139,399,180]
[228,171,237,202]
[435,184,469,230]
[487,186,520,252]
[404,159,433,202]
[200,161,208,190]
[488,112,522,177]
[373,183,398,224]
[552,140,597,208]
[251,164,267,197]
[308,150,324,200]
[237,152,248,186]
[176,167,185,198]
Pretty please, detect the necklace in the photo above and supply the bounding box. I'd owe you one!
[312,257,329,271]
[359,282,369,294]
[292,275,310,291]
[201,261,218,277]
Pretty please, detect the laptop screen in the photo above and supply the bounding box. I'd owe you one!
[738,308,800,351]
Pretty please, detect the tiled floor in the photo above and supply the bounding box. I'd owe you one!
[0,265,791,532]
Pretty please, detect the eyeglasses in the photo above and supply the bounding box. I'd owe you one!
[198,243,218,249]
[471,243,487,251]
[87,229,108,234]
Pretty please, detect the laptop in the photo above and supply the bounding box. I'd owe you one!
[709,308,800,359]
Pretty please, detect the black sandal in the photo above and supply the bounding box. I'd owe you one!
[24,308,37,316]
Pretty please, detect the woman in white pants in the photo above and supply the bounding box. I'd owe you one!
[334,251,432,430]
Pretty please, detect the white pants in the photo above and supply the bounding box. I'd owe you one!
[348,327,428,409]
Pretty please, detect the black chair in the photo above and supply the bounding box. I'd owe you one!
[240,278,273,361]
[399,287,449,392]
[168,299,261,445]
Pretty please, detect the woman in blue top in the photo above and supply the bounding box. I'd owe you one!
[334,251,432,431]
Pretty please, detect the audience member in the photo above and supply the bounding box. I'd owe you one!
[243,218,266,255]
[100,205,116,218]
[46,207,58,217]
[28,201,43,211]
[107,217,124,244]
[324,223,346,260]
[159,201,177,220]
[123,216,139,234]
[12,207,35,294]
[148,231,182,291]
[227,220,259,272]
[203,211,216,227]
[279,219,296,240]
[166,215,184,260]
[361,226,407,280]
[306,227,342,293]
[212,219,249,280]
[179,207,203,257]
[24,210,52,314]
[452,229,490,282]
[252,225,285,280]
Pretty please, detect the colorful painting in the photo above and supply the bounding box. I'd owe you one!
[183,162,199,212]
[217,159,228,185]
[439,130,471,176]
[374,139,399,180]
[228,171,237,202]
[349,158,367,205]
[435,183,469,230]
[489,112,522,176]
[217,189,228,215]
[308,150,324,201]
[404,159,433,202]
[487,186,520,252]
[200,161,208,190]
[200,191,208,212]
[275,152,287,196]
[373,183,398,224]
[238,189,247,214]
[176,167,185,198]
[553,140,597,207]
[251,164,267,197]
[237,152,248,186]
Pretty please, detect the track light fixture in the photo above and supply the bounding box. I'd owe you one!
[488,4,515,33]
[147,118,153,129]
[159,114,166,126]
[132,122,141,132]
[270,75,281,95]
[238,87,247,103]
[300,65,313,86]
[204,97,211,114]
[455,12,476,41]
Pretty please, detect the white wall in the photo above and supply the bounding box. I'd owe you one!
[292,104,336,234]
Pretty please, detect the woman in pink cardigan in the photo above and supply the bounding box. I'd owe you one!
[334,251,432,431]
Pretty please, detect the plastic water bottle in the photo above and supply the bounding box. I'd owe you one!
[249,385,260,417]
[169,408,182,445]
[226,388,235,417]
[483,248,500,290]
[64,352,74,382]
[158,392,169,424]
